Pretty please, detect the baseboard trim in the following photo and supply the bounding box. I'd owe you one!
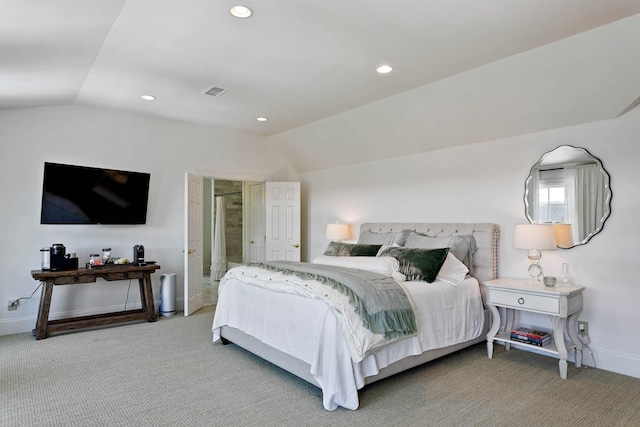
[590,345,640,379]
[0,298,185,337]
[492,341,640,380]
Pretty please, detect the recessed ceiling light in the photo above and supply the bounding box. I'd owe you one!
[376,65,393,74]
[141,95,156,101]
[256,117,268,122]
[230,5,253,18]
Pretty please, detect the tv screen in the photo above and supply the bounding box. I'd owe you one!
[40,162,150,225]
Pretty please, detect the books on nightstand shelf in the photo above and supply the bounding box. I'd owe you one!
[510,327,552,346]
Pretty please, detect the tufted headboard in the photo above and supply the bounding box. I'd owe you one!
[359,223,500,284]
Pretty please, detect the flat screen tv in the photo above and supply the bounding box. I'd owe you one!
[40,162,151,225]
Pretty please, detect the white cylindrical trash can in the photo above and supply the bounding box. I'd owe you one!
[160,273,177,317]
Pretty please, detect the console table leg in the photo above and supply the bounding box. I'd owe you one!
[138,278,148,313]
[142,273,157,322]
[35,280,54,340]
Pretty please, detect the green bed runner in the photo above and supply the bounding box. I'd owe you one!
[247,261,416,339]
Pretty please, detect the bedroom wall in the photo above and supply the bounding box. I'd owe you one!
[298,107,640,380]
[0,104,293,335]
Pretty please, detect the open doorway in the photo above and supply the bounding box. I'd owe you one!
[202,179,265,306]
[184,173,298,315]
[203,179,243,275]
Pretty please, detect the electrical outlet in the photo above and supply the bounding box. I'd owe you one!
[8,299,19,311]
[578,320,589,336]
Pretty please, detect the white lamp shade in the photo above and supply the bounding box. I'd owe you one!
[326,223,351,241]
[553,223,574,248]
[513,224,556,250]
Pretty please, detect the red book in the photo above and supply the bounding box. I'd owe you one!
[511,327,551,340]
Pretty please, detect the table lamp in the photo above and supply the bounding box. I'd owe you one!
[513,224,556,283]
[326,222,351,242]
[553,223,574,249]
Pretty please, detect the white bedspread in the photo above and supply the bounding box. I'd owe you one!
[212,266,484,411]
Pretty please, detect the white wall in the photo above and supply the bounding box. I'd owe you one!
[299,107,640,379]
[0,105,292,335]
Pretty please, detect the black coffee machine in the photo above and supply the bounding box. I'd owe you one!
[133,244,145,265]
[50,243,79,271]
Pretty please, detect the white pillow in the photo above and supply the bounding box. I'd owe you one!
[436,252,469,286]
[312,255,405,281]
[376,243,401,256]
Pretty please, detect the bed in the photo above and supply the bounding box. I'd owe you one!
[212,222,499,410]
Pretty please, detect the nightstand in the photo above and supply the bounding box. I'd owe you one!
[484,278,584,379]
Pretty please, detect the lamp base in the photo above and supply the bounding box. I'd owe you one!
[528,261,543,284]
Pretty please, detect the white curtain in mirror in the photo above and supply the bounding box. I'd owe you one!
[529,170,540,221]
[211,196,227,280]
[565,166,578,243]
[572,164,605,242]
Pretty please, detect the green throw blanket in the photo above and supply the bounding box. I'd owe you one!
[247,261,416,339]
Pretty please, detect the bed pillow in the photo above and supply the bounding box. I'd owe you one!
[403,232,477,270]
[357,229,410,246]
[377,246,449,283]
[376,243,402,256]
[436,252,470,287]
[323,242,382,257]
[312,255,405,280]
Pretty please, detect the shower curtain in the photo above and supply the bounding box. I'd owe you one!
[211,196,227,280]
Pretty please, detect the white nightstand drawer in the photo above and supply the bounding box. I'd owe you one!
[490,289,559,314]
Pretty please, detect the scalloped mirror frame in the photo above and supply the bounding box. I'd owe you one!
[524,145,612,249]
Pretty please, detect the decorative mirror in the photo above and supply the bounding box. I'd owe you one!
[524,145,612,248]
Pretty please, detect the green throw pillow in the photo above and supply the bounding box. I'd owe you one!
[323,242,383,257]
[378,247,450,282]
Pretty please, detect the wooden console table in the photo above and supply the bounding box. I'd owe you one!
[31,264,161,339]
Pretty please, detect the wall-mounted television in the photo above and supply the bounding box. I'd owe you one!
[40,162,151,225]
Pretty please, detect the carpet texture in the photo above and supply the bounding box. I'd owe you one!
[2,306,639,426]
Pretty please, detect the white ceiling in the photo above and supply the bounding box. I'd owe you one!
[3,1,640,140]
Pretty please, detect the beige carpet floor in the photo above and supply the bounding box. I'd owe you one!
[2,306,639,426]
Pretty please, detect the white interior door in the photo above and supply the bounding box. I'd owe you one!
[248,182,266,262]
[265,182,300,261]
[184,173,204,316]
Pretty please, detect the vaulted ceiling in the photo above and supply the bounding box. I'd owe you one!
[3,0,640,144]
[0,0,640,172]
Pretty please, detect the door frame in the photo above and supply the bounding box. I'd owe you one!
[184,170,271,314]
[193,169,271,262]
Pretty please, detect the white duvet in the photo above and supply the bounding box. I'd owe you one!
[212,265,484,411]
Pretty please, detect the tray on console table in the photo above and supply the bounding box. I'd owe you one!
[31,263,161,339]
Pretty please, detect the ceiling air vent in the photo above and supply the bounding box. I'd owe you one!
[203,86,227,97]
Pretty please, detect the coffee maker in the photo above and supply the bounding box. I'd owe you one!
[133,244,145,265]
[49,243,79,271]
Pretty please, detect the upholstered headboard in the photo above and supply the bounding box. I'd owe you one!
[359,223,499,284]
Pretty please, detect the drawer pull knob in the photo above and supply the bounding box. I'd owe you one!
[518,297,525,305]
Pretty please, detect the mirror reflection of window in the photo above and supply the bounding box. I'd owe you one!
[537,169,567,224]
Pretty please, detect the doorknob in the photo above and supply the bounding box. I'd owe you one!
[293,244,299,248]
[188,249,196,254]
[250,240,254,244]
